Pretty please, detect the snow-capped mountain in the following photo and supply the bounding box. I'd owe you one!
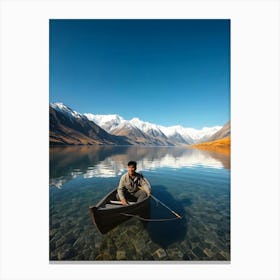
[159,125,221,142]
[85,113,173,145]
[130,118,166,137]
[50,102,223,145]
[84,113,125,133]
[51,102,84,120]
[207,121,230,142]
[49,103,130,146]
[85,111,221,144]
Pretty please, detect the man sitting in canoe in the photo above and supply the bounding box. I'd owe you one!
[117,161,151,206]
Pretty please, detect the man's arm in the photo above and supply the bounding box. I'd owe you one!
[117,175,128,205]
[140,176,151,196]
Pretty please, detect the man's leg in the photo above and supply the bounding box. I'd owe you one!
[133,189,147,202]
[116,189,136,202]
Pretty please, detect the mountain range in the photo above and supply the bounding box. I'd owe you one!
[207,120,230,141]
[50,102,228,146]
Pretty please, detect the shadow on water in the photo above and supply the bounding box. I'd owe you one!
[145,185,189,249]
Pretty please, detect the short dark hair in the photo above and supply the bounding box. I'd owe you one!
[127,161,137,168]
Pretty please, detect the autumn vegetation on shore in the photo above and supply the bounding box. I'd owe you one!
[189,137,230,155]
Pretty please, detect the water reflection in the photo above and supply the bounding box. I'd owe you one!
[50,146,230,188]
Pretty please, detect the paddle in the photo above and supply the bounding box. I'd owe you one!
[139,187,182,219]
[151,194,182,219]
[110,200,135,205]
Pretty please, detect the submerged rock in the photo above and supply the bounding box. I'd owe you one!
[166,248,184,260]
[57,248,75,260]
[146,240,160,252]
[64,232,76,245]
[153,248,167,260]
[219,250,230,260]
[214,252,227,260]
[82,248,92,259]
[55,236,67,248]
[183,250,198,260]
[203,248,215,258]
[116,250,126,260]
[132,239,146,253]
[192,246,207,259]
[95,252,113,260]
[72,237,84,249]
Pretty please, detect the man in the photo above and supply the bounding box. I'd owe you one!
[117,161,151,206]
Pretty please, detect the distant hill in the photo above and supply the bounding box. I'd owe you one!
[207,121,230,142]
[109,122,173,146]
[49,106,129,145]
[190,136,230,155]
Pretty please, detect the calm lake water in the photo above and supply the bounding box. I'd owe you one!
[49,146,230,261]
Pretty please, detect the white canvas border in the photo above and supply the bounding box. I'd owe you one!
[0,0,279,279]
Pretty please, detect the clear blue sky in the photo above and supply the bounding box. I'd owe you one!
[49,19,230,129]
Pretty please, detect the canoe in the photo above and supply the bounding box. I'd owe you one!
[89,188,151,234]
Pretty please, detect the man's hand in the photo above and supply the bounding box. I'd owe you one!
[121,199,128,206]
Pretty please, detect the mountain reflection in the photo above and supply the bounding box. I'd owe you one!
[50,146,230,188]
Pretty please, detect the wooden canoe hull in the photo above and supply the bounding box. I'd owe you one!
[89,189,150,234]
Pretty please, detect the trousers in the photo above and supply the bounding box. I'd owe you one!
[116,189,147,202]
